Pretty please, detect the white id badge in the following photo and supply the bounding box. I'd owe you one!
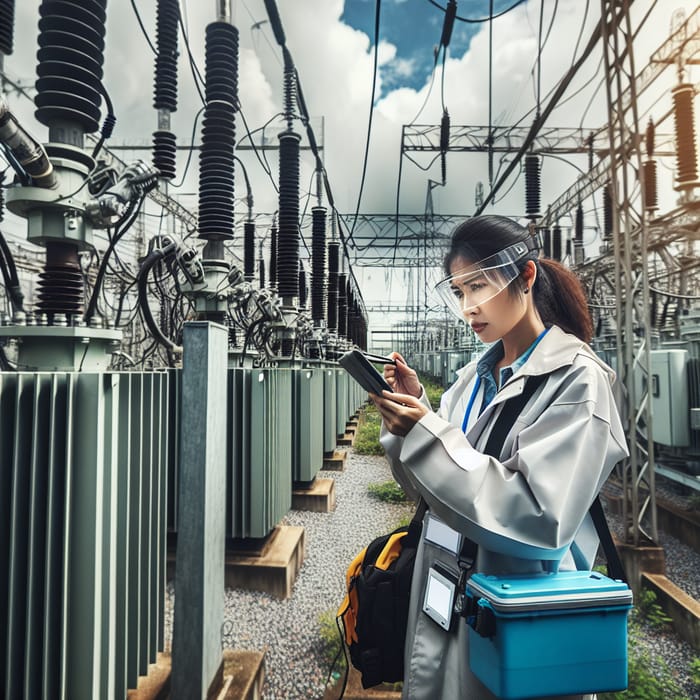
[423,515,461,554]
[423,565,457,630]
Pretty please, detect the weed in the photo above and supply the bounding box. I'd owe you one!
[367,480,410,503]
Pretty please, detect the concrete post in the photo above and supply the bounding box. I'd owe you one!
[172,322,228,700]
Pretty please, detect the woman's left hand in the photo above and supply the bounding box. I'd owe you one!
[371,390,429,436]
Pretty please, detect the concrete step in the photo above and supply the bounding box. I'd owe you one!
[322,450,347,471]
[292,477,336,512]
[225,525,305,599]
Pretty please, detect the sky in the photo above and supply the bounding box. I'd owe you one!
[1,0,699,342]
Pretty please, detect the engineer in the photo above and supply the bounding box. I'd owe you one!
[372,215,628,700]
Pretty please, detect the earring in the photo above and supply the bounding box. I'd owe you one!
[523,287,529,295]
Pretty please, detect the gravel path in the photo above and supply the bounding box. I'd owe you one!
[164,448,699,699]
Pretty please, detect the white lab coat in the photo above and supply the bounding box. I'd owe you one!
[380,325,628,700]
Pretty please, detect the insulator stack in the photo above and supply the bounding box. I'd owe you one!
[327,241,339,333]
[269,225,278,289]
[35,0,108,136]
[542,228,551,258]
[198,21,238,241]
[574,204,583,246]
[337,273,348,340]
[244,220,255,282]
[36,243,83,317]
[152,0,179,179]
[645,119,655,157]
[524,153,541,219]
[565,238,572,260]
[311,206,327,324]
[298,266,307,308]
[152,129,176,180]
[276,130,301,299]
[602,183,613,238]
[258,259,265,289]
[153,0,179,111]
[0,0,15,55]
[282,48,296,130]
[644,159,658,212]
[672,83,698,190]
[552,225,562,261]
[440,110,450,184]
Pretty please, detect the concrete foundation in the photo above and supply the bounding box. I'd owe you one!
[225,526,305,599]
[322,450,347,471]
[292,477,336,512]
[642,573,700,651]
[127,650,266,700]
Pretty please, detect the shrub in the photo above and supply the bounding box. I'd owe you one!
[367,480,410,503]
[353,404,384,455]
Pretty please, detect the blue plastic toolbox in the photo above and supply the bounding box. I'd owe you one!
[465,571,633,699]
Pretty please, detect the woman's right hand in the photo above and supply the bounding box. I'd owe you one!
[384,352,422,398]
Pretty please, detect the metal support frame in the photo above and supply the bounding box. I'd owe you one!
[171,322,228,700]
[600,0,657,547]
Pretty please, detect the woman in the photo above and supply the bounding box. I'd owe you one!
[371,216,628,700]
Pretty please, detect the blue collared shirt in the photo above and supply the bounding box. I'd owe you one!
[475,327,550,415]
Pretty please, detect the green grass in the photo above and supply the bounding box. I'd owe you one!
[367,480,410,503]
[353,404,384,455]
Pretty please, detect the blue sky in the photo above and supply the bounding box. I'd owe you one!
[340,0,527,93]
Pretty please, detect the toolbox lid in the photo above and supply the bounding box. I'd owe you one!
[467,571,632,613]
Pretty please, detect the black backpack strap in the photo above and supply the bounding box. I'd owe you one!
[483,373,548,458]
[589,494,627,582]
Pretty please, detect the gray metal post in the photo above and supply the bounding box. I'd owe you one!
[172,322,228,700]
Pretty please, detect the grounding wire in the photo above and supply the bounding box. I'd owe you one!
[427,0,527,24]
[348,0,381,245]
[130,0,158,55]
[169,105,204,189]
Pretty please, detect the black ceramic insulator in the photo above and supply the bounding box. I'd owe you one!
[524,153,540,219]
[440,0,456,47]
[645,118,655,158]
[603,183,613,238]
[35,0,108,133]
[276,130,301,299]
[0,0,15,55]
[327,241,339,333]
[153,0,179,111]
[672,84,698,189]
[310,206,326,323]
[263,0,286,46]
[565,238,572,259]
[198,21,239,241]
[575,204,583,245]
[337,273,348,339]
[36,243,83,317]
[542,228,551,258]
[244,221,255,282]
[269,225,278,289]
[282,47,296,130]
[644,160,658,212]
[552,226,562,261]
[258,258,265,289]
[153,129,176,180]
[299,266,307,308]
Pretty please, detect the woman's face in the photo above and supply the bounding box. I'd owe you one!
[449,255,526,343]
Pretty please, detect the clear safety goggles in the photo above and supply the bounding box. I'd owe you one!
[433,240,530,319]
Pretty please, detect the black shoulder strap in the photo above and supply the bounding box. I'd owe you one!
[589,494,627,582]
[483,373,548,458]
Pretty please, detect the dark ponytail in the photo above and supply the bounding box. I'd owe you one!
[533,258,593,343]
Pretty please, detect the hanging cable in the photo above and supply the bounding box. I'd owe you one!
[348,0,381,244]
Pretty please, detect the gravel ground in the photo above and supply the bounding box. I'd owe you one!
[164,448,700,700]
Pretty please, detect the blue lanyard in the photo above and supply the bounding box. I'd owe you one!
[461,375,482,433]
